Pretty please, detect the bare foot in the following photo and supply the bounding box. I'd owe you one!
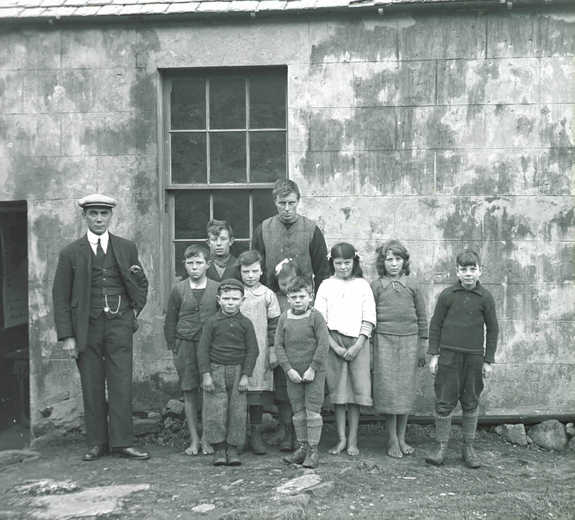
[387,441,403,459]
[399,441,415,455]
[329,439,347,455]
[184,442,200,456]
[346,445,360,456]
[201,438,214,455]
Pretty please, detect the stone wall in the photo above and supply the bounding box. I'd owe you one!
[0,6,573,436]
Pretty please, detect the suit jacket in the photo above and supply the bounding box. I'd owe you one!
[52,233,148,353]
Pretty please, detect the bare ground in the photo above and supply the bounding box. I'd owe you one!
[0,423,573,520]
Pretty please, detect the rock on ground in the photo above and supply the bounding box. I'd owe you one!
[495,424,528,446]
[275,473,321,495]
[528,420,567,451]
[565,423,575,438]
[162,399,185,418]
[0,450,40,468]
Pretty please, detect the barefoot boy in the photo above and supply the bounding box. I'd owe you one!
[164,244,219,455]
[426,250,499,468]
[198,279,259,466]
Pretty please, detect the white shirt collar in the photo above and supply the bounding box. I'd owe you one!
[86,229,109,254]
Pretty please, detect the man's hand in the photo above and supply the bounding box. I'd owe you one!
[287,368,302,384]
[429,355,439,376]
[238,374,249,392]
[302,366,316,383]
[202,373,215,393]
[482,362,493,379]
[62,337,78,359]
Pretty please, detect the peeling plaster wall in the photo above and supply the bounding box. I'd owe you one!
[0,7,573,436]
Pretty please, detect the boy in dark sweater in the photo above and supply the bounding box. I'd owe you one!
[275,276,330,468]
[198,279,258,466]
[206,220,241,282]
[425,250,499,469]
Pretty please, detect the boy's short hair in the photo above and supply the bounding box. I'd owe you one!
[285,276,313,295]
[456,249,481,267]
[218,278,244,295]
[183,243,209,261]
[207,219,233,238]
[238,249,263,267]
[272,179,300,201]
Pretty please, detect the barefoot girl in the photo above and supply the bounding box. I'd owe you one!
[371,240,427,458]
[315,243,376,456]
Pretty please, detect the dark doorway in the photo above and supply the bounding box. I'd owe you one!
[0,201,29,449]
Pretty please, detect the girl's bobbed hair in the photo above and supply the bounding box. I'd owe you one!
[376,239,410,277]
[328,242,363,278]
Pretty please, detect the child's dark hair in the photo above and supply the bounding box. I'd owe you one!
[456,249,480,267]
[183,243,209,262]
[328,242,363,278]
[206,219,234,238]
[376,239,410,277]
[285,275,313,295]
[238,249,263,267]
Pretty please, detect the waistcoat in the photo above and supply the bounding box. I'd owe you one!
[175,279,219,340]
[90,245,128,317]
[261,215,315,286]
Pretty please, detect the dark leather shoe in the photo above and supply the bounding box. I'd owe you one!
[82,445,107,462]
[115,447,150,460]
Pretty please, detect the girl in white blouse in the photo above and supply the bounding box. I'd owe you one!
[315,242,376,456]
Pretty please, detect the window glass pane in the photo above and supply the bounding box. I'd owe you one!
[171,133,207,184]
[213,190,249,239]
[174,191,209,239]
[250,71,286,129]
[171,78,205,129]
[210,132,246,183]
[250,131,286,182]
[252,190,276,231]
[210,77,245,129]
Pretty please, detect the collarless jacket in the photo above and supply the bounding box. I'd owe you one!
[52,233,148,353]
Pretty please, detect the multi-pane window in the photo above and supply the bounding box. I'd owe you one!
[163,68,287,279]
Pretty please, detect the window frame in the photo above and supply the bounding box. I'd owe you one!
[160,66,288,284]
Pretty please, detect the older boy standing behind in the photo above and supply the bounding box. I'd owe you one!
[206,220,241,282]
[198,279,259,466]
[426,250,499,469]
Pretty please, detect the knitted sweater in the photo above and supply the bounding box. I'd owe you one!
[274,308,330,374]
[428,281,499,363]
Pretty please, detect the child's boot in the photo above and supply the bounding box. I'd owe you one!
[462,409,481,469]
[226,445,242,466]
[425,415,451,466]
[279,424,295,452]
[302,444,319,468]
[249,424,267,455]
[283,441,308,464]
[212,443,227,466]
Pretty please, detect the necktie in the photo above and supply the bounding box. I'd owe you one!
[96,238,105,259]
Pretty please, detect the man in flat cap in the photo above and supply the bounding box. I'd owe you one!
[53,194,150,461]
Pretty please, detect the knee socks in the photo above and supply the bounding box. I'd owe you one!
[462,408,479,445]
[306,411,323,447]
[292,411,307,443]
[435,415,452,443]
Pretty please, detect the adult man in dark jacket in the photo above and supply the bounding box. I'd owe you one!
[53,194,149,461]
[252,179,330,292]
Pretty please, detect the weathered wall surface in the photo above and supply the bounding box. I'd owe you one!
[0,6,573,436]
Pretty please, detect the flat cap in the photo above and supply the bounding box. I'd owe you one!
[78,193,117,209]
[219,278,244,294]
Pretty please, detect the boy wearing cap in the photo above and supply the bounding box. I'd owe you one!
[52,194,149,461]
[197,279,259,466]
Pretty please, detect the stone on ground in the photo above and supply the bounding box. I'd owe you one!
[565,423,575,438]
[495,424,528,446]
[528,420,567,451]
[162,399,185,418]
[191,503,215,513]
[15,479,79,495]
[0,450,40,468]
[275,473,321,495]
